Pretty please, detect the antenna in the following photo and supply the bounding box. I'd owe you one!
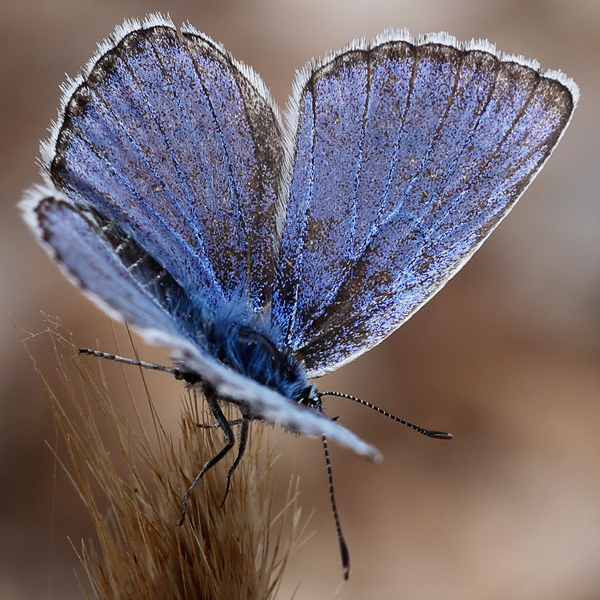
[319,390,453,439]
[78,348,194,382]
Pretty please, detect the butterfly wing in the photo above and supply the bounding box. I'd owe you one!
[273,33,578,377]
[24,192,381,463]
[43,16,284,312]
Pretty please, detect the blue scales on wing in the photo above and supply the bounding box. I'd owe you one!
[272,38,576,377]
[49,23,284,314]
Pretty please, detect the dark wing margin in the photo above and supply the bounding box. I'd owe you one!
[272,32,578,377]
[42,15,284,315]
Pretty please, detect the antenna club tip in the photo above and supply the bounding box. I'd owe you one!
[427,431,453,440]
[340,540,351,580]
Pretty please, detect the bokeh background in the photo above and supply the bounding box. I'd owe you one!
[2,0,599,598]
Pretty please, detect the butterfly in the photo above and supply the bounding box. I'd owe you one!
[21,14,577,578]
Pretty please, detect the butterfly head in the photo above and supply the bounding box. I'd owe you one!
[296,383,321,411]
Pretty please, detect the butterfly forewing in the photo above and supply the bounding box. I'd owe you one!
[273,38,576,377]
[50,23,284,313]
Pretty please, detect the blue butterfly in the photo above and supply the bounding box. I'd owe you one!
[22,14,577,577]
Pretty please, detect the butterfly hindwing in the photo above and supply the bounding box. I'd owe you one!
[273,35,577,376]
[26,193,188,343]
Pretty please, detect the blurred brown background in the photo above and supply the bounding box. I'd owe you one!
[2,0,599,598]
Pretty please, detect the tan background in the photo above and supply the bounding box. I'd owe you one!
[2,0,599,598]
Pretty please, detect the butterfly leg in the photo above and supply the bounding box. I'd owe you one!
[195,418,245,429]
[219,417,250,507]
[177,387,235,525]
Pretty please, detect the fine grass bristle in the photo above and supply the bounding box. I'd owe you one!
[23,322,306,600]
